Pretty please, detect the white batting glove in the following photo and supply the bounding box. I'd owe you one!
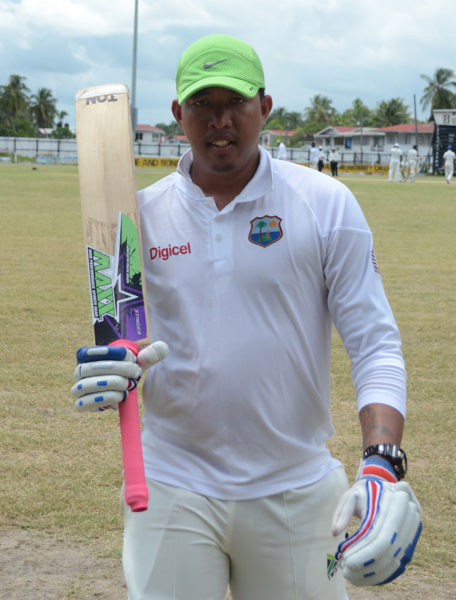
[72,341,169,412]
[332,456,422,586]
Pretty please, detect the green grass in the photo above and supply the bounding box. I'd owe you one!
[1,165,455,587]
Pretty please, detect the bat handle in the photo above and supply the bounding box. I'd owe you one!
[110,339,148,512]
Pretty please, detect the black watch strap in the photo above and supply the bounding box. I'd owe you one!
[363,444,407,480]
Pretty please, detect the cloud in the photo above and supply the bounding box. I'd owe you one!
[1,0,454,127]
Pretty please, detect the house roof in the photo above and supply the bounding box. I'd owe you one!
[170,134,188,142]
[315,125,357,136]
[377,123,434,133]
[329,126,357,133]
[315,123,434,138]
[136,124,166,133]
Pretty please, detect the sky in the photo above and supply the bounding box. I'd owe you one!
[1,0,454,130]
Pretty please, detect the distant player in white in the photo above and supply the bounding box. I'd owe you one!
[277,140,287,160]
[317,145,325,171]
[72,34,422,600]
[442,144,455,183]
[329,147,340,176]
[388,143,402,182]
[407,145,418,182]
[400,154,409,182]
[309,141,319,168]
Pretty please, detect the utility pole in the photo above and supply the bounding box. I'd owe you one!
[413,94,418,152]
[131,0,139,135]
[357,120,364,164]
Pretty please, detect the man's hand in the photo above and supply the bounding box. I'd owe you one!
[71,341,169,412]
[332,457,422,586]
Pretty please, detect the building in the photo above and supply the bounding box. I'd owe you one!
[313,126,357,149]
[259,129,297,147]
[314,123,434,155]
[431,109,456,173]
[168,134,188,144]
[377,123,434,152]
[135,124,166,143]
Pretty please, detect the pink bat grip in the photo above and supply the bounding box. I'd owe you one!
[110,339,148,512]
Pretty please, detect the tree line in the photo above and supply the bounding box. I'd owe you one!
[1,68,455,142]
[157,68,456,147]
[0,75,72,138]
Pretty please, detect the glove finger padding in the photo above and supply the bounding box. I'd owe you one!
[74,390,127,412]
[333,479,422,586]
[73,360,142,383]
[71,375,130,398]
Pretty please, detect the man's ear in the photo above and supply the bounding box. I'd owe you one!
[260,94,273,126]
[171,99,183,128]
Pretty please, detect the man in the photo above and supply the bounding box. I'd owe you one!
[72,34,421,600]
[277,140,287,160]
[317,145,325,171]
[309,140,319,168]
[328,147,340,176]
[400,154,409,183]
[442,144,455,183]
[407,145,418,182]
[388,142,402,182]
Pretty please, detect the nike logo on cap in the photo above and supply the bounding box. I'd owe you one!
[203,59,228,69]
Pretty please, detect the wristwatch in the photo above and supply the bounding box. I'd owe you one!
[363,444,408,480]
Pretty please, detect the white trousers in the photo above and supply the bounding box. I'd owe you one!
[122,468,349,600]
[388,159,401,181]
[444,164,454,182]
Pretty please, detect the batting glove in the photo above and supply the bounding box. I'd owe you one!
[332,456,422,586]
[71,341,168,412]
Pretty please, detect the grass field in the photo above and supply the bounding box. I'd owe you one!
[1,164,455,595]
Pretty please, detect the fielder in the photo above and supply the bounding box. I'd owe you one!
[400,155,409,182]
[309,141,319,168]
[442,144,455,183]
[72,34,421,600]
[407,145,418,182]
[388,142,402,182]
[317,145,325,171]
[277,140,287,160]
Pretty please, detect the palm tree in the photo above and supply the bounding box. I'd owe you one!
[266,107,303,130]
[31,87,58,130]
[341,98,372,127]
[304,95,337,126]
[0,74,30,133]
[373,98,411,127]
[420,68,456,117]
[256,220,267,243]
[56,110,68,127]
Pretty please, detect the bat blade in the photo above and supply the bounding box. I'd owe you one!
[76,83,150,346]
[76,83,149,511]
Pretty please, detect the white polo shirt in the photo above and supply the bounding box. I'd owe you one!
[138,147,406,500]
[443,149,455,166]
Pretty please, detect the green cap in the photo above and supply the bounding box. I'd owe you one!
[176,34,265,104]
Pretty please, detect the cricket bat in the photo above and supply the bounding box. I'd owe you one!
[75,83,150,512]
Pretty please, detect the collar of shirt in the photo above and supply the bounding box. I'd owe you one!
[176,145,274,210]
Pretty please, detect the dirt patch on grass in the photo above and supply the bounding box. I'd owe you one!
[1,526,126,600]
[1,526,454,600]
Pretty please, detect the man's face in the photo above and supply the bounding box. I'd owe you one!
[172,87,272,178]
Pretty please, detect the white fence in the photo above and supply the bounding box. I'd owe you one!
[0,136,433,170]
[0,136,190,163]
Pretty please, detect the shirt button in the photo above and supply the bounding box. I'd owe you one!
[215,234,222,241]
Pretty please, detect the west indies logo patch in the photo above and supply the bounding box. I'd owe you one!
[249,215,283,247]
